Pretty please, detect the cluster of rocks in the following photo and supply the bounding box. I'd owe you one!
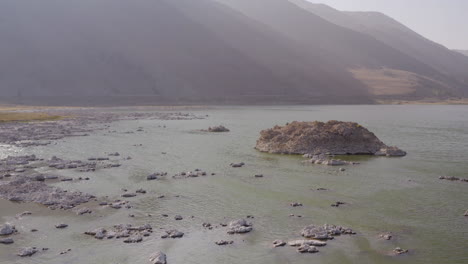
[0,175,94,210]
[85,224,153,243]
[439,176,468,182]
[301,224,356,240]
[272,224,355,254]
[48,156,120,172]
[172,169,213,179]
[0,152,132,210]
[255,121,406,156]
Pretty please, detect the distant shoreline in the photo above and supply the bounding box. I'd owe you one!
[1,97,468,110]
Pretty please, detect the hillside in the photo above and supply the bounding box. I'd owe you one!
[289,0,468,96]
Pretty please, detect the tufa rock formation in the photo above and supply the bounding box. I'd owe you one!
[255,121,406,156]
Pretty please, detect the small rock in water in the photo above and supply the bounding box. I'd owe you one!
[206,125,230,132]
[75,207,92,215]
[0,238,14,244]
[60,249,72,255]
[162,230,184,239]
[379,232,393,240]
[149,251,167,264]
[34,175,45,182]
[254,174,264,178]
[215,240,234,246]
[174,215,183,221]
[136,188,147,194]
[55,224,68,229]
[0,223,17,236]
[288,240,327,247]
[123,235,143,243]
[316,188,329,191]
[227,219,253,234]
[18,247,38,257]
[393,247,409,255]
[121,193,137,198]
[331,201,346,207]
[297,244,319,253]
[272,240,286,247]
[290,202,303,207]
[230,162,245,168]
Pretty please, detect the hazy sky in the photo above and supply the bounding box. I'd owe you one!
[308,0,468,50]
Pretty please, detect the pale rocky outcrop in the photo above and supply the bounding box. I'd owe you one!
[255,121,406,156]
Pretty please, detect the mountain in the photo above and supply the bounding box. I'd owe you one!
[0,0,372,105]
[288,0,468,95]
[0,0,466,105]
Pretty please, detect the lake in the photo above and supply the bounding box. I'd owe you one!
[1,105,467,264]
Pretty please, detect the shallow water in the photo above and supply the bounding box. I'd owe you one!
[1,105,467,264]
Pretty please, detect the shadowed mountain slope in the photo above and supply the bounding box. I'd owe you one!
[0,0,371,103]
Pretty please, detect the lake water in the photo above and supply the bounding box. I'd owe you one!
[1,105,467,264]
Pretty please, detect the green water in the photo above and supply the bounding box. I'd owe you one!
[1,105,467,264]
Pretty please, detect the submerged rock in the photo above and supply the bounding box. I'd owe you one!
[149,251,167,264]
[272,240,286,247]
[255,121,405,156]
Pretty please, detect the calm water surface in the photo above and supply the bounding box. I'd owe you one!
[1,105,467,264]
